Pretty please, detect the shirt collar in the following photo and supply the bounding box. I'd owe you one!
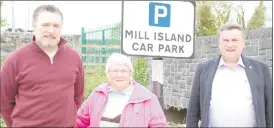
[219,56,246,68]
[109,81,134,97]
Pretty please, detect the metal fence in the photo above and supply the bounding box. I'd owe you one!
[81,23,121,71]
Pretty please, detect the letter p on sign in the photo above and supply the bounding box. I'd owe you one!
[149,2,171,27]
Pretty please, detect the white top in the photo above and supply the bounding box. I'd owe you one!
[100,82,134,127]
[208,56,256,127]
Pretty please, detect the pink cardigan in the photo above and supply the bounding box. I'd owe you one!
[75,81,168,127]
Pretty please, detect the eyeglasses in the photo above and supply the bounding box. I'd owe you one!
[108,69,131,76]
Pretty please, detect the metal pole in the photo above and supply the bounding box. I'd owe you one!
[11,1,15,32]
[27,4,30,30]
[102,30,105,63]
[81,27,87,66]
[152,57,164,110]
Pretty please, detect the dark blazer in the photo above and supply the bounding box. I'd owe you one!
[186,55,273,127]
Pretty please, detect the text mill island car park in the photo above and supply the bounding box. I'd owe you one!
[124,30,192,53]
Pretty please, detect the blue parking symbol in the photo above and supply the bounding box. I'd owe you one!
[149,2,171,27]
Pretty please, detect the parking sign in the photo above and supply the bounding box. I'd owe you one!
[149,2,171,27]
[121,1,195,58]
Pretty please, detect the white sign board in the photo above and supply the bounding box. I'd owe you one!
[121,1,195,58]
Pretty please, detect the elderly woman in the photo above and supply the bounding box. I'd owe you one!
[76,53,168,127]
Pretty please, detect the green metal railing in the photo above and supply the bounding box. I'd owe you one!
[81,23,121,71]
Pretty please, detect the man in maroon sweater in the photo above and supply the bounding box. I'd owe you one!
[1,5,84,127]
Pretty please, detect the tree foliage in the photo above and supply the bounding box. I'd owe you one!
[196,1,266,36]
[0,1,8,27]
[246,1,266,30]
[214,1,231,27]
[196,1,232,36]
[196,1,218,36]
[133,57,149,87]
[235,2,246,30]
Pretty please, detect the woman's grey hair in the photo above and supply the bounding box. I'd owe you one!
[32,4,63,23]
[105,53,134,76]
[218,22,245,38]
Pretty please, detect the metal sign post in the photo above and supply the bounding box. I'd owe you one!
[152,58,164,109]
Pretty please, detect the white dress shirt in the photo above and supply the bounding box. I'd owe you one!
[208,56,256,127]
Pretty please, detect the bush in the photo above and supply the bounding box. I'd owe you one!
[84,70,107,100]
[133,57,149,86]
[0,117,6,127]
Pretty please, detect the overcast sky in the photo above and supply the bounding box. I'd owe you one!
[1,1,272,35]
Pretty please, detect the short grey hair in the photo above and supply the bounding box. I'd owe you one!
[218,22,245,38]
[105,53,134,76]
[32,4,63,23]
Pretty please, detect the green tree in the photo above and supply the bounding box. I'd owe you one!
[235,2,246,30]
[133,57,149,87]
[196,1,218,36]
[246,1,266,30]
[214,1,232,27]
[0,1,8,27]
[196,1,232,36]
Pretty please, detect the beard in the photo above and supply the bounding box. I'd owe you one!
[37,41,58,50]
[40,41,58,48]
[36,36,59,49]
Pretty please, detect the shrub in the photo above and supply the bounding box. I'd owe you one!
[0,117,5,127]
[133,57,149,87]
[84,70,107,100]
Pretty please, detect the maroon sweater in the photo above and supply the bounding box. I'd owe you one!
[1,36,84,127]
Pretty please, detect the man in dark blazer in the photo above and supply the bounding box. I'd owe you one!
[186,22,272,127]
